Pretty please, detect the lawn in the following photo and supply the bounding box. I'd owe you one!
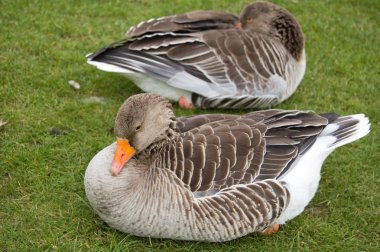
[1,0,379,251]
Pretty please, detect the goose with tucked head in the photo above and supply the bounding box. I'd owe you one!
[239,1,304,61]
[110,94,176,175]
[85,93,370,242]
[87,1,305,109]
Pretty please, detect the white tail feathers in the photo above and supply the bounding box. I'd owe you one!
[322,114,370,151]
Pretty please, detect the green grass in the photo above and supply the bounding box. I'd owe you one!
[1,0,379,251]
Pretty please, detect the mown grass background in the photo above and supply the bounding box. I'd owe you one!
[1,0,379,251]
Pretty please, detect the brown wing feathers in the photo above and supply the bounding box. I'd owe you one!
[194,180,290,235]
[170,110,331,190]
[157,117,268,193]
[157,110,329,236]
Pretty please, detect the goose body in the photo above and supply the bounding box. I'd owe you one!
[86,2,305,109]
[84,93,370,242]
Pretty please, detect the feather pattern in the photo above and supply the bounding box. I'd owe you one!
[86,2,306,109]
[84,94,370,242]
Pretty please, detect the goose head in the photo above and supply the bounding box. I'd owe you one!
[110,93,176,176]
[239,1,304,60]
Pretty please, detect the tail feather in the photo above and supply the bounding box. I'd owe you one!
[321,114,370,151]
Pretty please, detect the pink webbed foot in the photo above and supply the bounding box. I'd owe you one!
[259,223,280,235]
[178,96,194,109]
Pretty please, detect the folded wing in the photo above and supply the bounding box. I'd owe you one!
[165,110,330,196]
[88,12,289,101]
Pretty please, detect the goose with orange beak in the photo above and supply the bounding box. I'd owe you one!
[85,93,370,242]
[109,93,177,176]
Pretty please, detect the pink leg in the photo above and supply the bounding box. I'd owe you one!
[178,96,194,109]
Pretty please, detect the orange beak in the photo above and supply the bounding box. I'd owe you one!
[109,138,136,176]
[235,22,242,29]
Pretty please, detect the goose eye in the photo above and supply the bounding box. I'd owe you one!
[135,125,142,131]
[247,17,253,22]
